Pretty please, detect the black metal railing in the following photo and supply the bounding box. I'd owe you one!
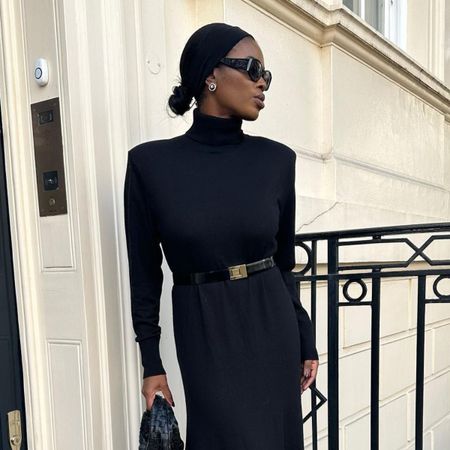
[294,222,450,450]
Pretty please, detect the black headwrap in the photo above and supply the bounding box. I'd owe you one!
[179,22,253,100]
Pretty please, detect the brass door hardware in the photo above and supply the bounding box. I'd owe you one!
[7,410,22,450]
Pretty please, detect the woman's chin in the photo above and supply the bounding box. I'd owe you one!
[241,107,261,121]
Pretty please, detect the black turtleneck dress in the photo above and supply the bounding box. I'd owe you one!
[124,107,319,450]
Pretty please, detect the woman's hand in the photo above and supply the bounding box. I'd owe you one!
[142,374,175,410]
[300,359,319,394]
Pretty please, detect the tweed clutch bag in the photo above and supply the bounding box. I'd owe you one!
[138,394,184,450]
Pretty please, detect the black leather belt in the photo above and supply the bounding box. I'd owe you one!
[172,256,276,285]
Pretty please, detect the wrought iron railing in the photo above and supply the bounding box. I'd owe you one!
[295,222,450,450]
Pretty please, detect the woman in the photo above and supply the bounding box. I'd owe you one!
[124,22,319,449]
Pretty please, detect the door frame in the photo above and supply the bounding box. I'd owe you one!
[0,1,53,448]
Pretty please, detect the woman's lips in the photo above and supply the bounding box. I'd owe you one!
[254,97,265,108]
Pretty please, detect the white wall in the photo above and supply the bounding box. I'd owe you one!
[445,0,450,87]
[406,0,445,82]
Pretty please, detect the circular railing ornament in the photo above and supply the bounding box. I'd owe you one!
[432,275,450,300]
[343,279,367,303]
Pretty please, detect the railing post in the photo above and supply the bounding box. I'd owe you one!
[328,237,339,450]
[415,275,426,450]
[311,240,318,450]
[370,270,381,450]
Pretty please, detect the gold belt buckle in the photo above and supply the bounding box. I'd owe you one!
[228,263,248,280]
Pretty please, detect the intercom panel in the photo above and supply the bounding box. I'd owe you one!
[31,97,67,216]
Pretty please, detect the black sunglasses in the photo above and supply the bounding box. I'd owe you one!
[218,57,272,91]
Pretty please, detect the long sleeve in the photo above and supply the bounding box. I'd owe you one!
[124,151,166,378]
[274,150,319,362]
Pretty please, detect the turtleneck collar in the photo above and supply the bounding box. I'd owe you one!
[184,107,244,146]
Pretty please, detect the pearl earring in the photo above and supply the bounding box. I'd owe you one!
[208,82,217,92]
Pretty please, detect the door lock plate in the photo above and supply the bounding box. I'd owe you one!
[7,410,22,450]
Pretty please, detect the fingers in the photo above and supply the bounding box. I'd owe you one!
[146,393,156,411]
[141,374,175,410]
[300,365,307,390]
[300,359,319,394]
[161,385,175,408]
[300,360,312,386]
